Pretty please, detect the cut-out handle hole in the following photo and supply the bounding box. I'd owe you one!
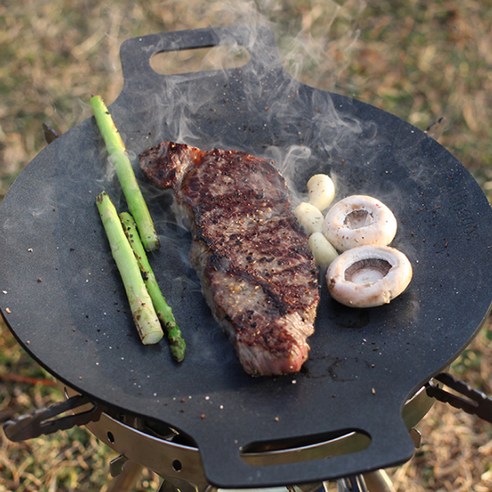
[150,45,250,75]
[241,428,371,467]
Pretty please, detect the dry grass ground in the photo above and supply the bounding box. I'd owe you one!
[0,1,491,491]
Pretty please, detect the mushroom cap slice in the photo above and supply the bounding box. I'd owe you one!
[326,245,413,308]
[323,195,397,251]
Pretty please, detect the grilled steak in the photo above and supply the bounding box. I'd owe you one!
[140,142,319,376]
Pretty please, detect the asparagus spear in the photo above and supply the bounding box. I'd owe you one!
[120,212,186,362]
[96,192,164,345]
[90,95,160,252]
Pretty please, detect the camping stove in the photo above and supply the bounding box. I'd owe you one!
[5,373,489,491]
[63,385,433,492]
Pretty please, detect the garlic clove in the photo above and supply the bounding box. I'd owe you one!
[294,202,324,234]
[308,232,338,268]
[307,174,335,211]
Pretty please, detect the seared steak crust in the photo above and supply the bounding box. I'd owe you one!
[140,142,319,375]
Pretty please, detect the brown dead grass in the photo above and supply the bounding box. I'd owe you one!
[1,1,491,490]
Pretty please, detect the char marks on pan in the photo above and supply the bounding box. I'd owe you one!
[140,142,319,376]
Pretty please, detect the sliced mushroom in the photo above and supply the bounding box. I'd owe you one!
[323,195,397,251]
[326,245,413,308]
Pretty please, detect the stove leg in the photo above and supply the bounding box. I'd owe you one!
[106,459,146,492]
[330,470,394,492]
[362,470,395,492]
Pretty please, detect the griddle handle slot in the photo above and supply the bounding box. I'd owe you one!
[118,25,283,85]
[2,394,102,442]
[195,415,415,488]
[426,372,492,423]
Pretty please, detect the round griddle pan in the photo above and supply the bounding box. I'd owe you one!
[1,26,491,488]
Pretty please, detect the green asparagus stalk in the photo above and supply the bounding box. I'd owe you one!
[120,212,186,362]
[90,95,160,252]
[96,192,164,345]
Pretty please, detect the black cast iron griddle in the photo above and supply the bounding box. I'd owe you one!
[1,26,491,488]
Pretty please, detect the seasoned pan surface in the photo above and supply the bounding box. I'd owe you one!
[1,27,491,487]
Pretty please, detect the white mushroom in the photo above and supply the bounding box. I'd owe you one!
[307,174,335,211]
[326,245,413,308]
[323,195,397,252]
[294,202,324,234]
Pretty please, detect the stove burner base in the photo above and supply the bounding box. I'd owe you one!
[107,459,395,492]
